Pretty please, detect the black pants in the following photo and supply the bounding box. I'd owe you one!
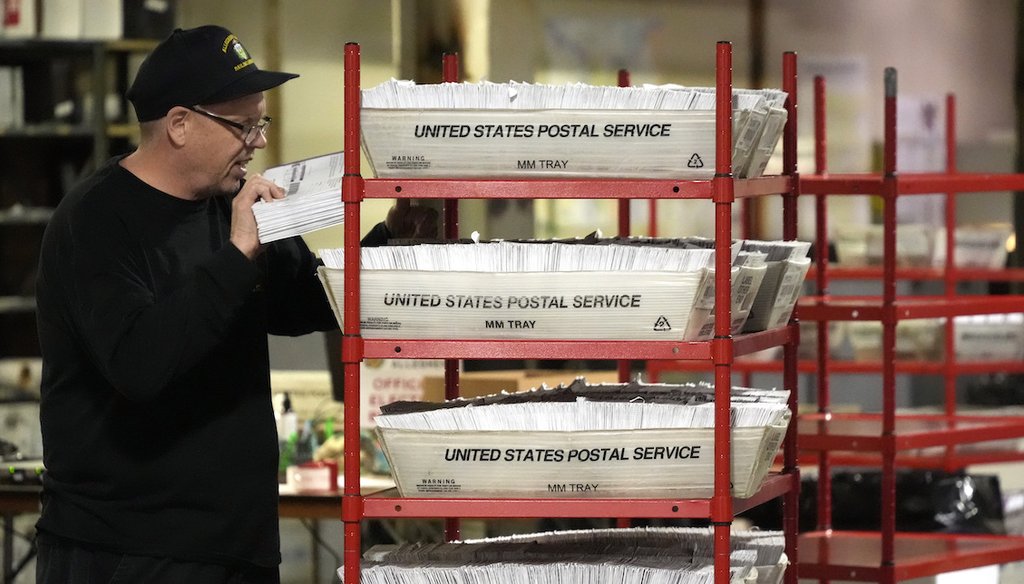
[35,533,280,584]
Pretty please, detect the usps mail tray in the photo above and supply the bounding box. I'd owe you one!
[376,418,789,499]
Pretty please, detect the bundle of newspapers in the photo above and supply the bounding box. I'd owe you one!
[349,527,787,584]
[374,378,790,499]
[316,235,809,341]
[360,79,788,179]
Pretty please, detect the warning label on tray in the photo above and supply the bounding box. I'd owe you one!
[362,316,402,331]
[416,477,461,493]
[385,155,431,171]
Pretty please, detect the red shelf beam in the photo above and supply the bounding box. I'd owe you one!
[361,175,792,201]
[799,531,1024,582]
[649,358,1024,376]
[808,265,1024,282]
[801,172,1024,195]
[799,413,1024,452]
[798,449,1024,469]
[361,474,792,519]
[799,294,1024,321]
[363,327,794,361]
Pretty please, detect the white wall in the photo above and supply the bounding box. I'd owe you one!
[768,0,1015,144]
[484,0,1017,239]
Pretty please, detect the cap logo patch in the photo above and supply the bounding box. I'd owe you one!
[232,42,249,62]
[221,34,238,53]
[221,34,255,72]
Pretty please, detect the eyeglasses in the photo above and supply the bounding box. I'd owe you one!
[186,105,272,145]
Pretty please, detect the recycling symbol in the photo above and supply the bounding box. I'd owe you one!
[687,153,704,168]
[653,316,672,331]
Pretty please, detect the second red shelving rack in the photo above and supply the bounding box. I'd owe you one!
[796,68,1024,582]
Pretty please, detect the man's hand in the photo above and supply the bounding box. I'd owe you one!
[230,174,285,260]
[385,199,440,239]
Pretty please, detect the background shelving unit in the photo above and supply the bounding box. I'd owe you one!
[0,38,154,357]
[337,41,801,584]
[796,68,1024,583]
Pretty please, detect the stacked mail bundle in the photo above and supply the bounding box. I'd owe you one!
[739,240,811,333]
[933,223,1015,269]
[847,319,945,362]
[522,233,799,337]
[684,246,769,340]
[351,527,787,584]
[837,223,1014,269]
[954,313,1024,362]
[359,79,787,179]
[251,152,345,244]
[374,378,790,499]
[317,237,715,341]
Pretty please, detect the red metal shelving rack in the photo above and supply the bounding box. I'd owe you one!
[338,41,801,584]
[796,69,1024,583]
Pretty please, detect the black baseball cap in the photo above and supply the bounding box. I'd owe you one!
[127,25,299,122]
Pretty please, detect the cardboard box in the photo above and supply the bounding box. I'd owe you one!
[318,268,704,341]
[420,369,622,403]
[361,109,717,179]
[377,415,789,499]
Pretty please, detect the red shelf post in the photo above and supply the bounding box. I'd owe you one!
[341,41,365,584]
[440,51,463,543]
[811,75,835,547]
[878,67,899,583]
[781,50,801,584]
[616,67,633,388]
[711,40,735,584]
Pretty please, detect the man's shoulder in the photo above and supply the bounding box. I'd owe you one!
[64,156,130,201]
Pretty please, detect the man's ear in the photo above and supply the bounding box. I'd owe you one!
[165,107,190,146]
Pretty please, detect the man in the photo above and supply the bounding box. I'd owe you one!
[33,24,432,583]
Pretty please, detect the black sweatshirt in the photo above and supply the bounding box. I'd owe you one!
[34,156,359,568]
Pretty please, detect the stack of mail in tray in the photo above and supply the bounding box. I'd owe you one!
[738,239,811,333]
[352,526,787,584]
[359,79,787,179]
[317,236,715,341]
[317,234,809,341]
[373,378,791,500]
[252,152,345,244]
